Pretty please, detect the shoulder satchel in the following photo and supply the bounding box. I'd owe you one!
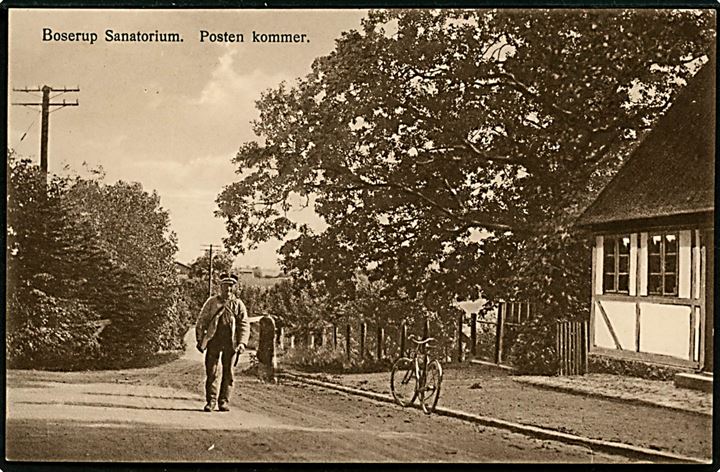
[209,302,226,325]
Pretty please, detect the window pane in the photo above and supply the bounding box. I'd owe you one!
[664,254,677,273]
[618,274,629,293]
[604,254,615,273]
[649,234,662,254]
[618,255,629,273]
[603,273,615,293]
[649,254,662,274]
[665,234,677,254]
[664,274,677,295]
[620,237,631,255]
[648,274,663,294]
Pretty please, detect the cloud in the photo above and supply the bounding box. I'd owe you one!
[196,48,290,108]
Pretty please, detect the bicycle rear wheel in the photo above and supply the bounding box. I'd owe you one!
[421,359,443,414]
[390,357,418,407]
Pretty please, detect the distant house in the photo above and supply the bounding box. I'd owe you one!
[236,267,255,283]
[174,261,191,279]
[577,61,714,376]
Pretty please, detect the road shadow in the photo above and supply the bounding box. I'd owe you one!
[16,400,203,413]
[85,391,199,402]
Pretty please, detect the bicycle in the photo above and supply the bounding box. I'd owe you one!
[390,334,443,414]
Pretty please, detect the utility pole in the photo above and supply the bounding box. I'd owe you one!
[208,244,214,297]
[12,85,80,178]
[201,243,222,298]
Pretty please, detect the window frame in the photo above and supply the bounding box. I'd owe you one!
[647,231,679,296]
[603,234,631,294]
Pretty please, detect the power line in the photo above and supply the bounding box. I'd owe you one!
[19,115,39,143]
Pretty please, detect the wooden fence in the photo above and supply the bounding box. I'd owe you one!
[275,318,455,362]
[270,302,588,375]
[556,320,588,375]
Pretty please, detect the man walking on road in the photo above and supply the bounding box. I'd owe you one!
[195,273,250,412]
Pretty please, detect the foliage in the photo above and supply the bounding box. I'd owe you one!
[507,317,559,375]
[66,173,183,362]
[216,9,714,338]
[257,278,330,332]
[187,249,234,284]
[6,155,184,369]
[180,249,235,319]
[6,289,101,370]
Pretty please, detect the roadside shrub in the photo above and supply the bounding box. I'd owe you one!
[508,319,558,375]
[7,289,101,370]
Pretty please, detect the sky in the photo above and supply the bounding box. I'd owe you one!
[8,8,368,267]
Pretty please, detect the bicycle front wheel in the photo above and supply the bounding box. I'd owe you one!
[390,357,418,407]
[421,359,443,414]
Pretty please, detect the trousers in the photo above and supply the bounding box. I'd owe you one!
[205,344,235,403]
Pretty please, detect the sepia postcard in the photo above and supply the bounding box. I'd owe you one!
[4,5,716,467]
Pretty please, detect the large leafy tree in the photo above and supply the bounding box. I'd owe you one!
[217,9,714,322]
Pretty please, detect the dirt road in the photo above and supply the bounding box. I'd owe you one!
[5,333,630,463]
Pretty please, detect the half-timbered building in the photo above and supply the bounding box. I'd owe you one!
[577,61,714,379]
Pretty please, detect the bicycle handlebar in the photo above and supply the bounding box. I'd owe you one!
[407,334,436,345]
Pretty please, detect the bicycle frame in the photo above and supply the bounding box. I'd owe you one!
[406,341,431,391]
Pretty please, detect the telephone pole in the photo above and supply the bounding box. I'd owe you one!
[12,85,80,177]
[208,244,214,297]
[201,244,222,297]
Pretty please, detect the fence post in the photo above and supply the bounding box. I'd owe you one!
[319,327,326,347]
[377,325,384,360]
[582,320,588,374]
[566,322,571,375]
[572,322,578,374]
[564,322,568,375]
[495,302,507,364]
[571,323,576,374]
[400,323,407,358]
[423,319,430,339]
[333,324,338,349]
[277,326,284,351]
[360,322,367,359]
[470,312,477,357]
[308,332,315,349]
[559,322,565,375]
[568,322,572,375]
[576,322,582,375]
[346,324,351,360]
[457,311,465,363]
[289,334,295,349]
[555,321,562,375]
[495,302,505,364]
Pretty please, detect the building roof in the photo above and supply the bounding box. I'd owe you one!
[577,60,715,230]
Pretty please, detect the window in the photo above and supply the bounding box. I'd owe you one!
[603,235,631,293]
[648,232,678,296]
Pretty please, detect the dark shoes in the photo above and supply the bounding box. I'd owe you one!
[203,400,229,412]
